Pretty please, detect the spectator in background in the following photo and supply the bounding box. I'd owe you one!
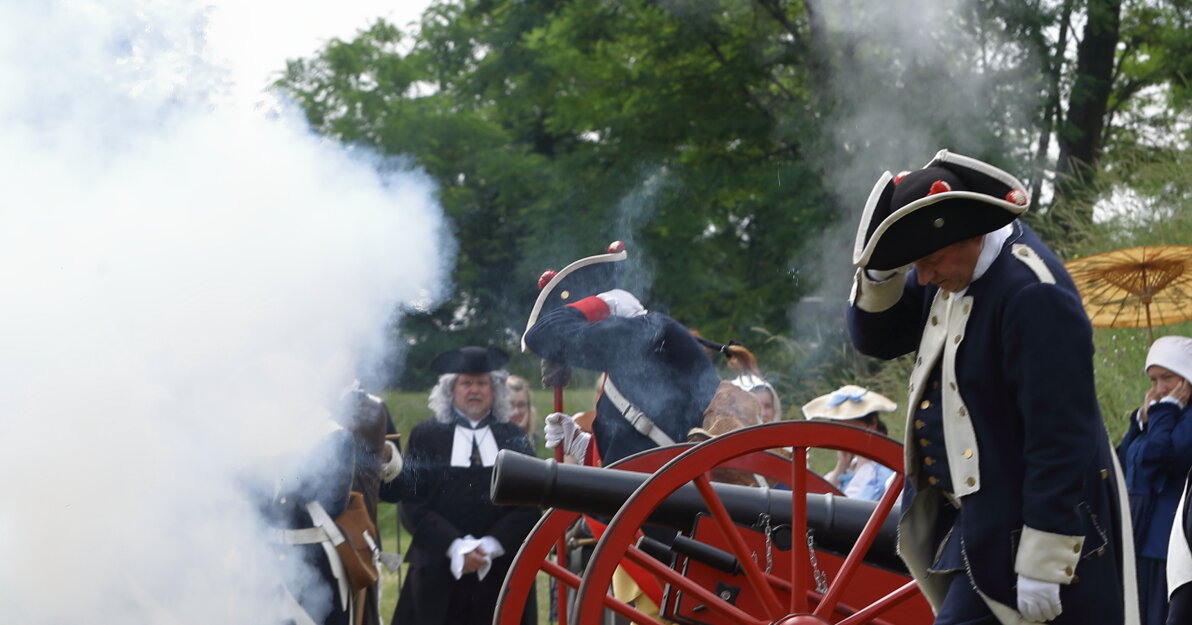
[802,385,897,501]
[730,373,783,423]
[1117,335,1192,625]
[506,374,539,450]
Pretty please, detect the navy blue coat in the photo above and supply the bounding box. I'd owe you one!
[847,222,1133,624]
[1118,401,1192,559]
[522,300,719,464]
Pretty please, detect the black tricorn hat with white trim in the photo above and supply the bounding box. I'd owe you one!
[853,150,1031,271]
[430,346,509,374]
[521,241,628,350]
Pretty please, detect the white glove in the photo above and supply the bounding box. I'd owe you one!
[865,267,904,282]
[544,412,590,460]
[1017,574,1062,622]
[596,289,647,317]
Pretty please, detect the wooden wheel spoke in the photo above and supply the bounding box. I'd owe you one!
[789,446,810,613]
[814,472,904,619]
[691,473,786,617]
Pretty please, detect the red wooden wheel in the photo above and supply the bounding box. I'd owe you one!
[572,421,932,625]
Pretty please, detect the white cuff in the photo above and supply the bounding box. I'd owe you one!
[478,535,505,560]
[849,266,907,312]
[1014,525,1083,584]
[380,441,403,482]
[447,535,483,580]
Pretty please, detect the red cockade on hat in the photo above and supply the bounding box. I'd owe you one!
[927,180,952,196]
[1005,189,1028,206]
[537,270,557,290]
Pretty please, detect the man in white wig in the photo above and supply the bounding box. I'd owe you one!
[389,346,540,625]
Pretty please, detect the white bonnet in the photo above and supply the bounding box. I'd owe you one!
[1145,336,1192,383]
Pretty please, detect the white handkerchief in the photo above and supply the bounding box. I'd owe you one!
[447,535,493,579]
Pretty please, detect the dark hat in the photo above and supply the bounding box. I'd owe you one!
[521,241,628,349]
[853,150,1030,271]
[430,346,509,374]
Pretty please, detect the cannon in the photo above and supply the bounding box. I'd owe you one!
[492,420,934,625]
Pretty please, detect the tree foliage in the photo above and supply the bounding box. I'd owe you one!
[277,0,1192,391]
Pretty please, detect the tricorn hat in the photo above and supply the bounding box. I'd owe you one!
[521,241,628,350]
[430,346,509,374]
[801,385,897,421]
[853,149,1030,271]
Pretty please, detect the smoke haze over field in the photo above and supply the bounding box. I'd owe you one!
[0,1,445,622]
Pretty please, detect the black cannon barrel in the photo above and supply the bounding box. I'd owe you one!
[491,449,905,573]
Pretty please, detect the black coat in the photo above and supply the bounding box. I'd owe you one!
[391,416,540,625]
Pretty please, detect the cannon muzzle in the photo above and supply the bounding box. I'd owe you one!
[491,449,904,572]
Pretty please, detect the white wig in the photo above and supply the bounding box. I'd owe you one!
[428,369,513,424]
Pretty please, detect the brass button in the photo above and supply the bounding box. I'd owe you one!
[949,382,956,391]
[561,289,571,299]
[965,477,976,487]
[963,449,973,459]
[1018,248,1029,257]
[919,438,930,447]
[920,400,931,410]
[963,303,970,314]
[958,407,967,417]
[1072,544,1081,554]
[1064,566,1073,576]
[915,419,926,429]
[928,476,939,485]
[942,292,950,300]
[924,456,935,466]
[931,316,939,326]
[1100,469,1109,479]
[953,335,962,344]
[1097,547,1106,557]
[1072,575,1080,584]
[933,217,945,228]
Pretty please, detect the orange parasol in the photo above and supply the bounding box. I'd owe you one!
[1064,245,1192,342]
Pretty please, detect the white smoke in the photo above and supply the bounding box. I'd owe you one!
[0,2,446,623]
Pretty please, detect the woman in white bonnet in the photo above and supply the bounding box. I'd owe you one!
[1115,335,1192,625]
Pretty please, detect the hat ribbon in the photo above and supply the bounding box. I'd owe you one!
[826,389,868,407]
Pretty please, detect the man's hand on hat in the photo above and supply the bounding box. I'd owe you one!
[544,412,590,460]
[1016,574,1061,622]
[597,289,647,317]
[864,265,909,283]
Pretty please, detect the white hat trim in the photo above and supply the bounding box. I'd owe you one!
[521,248,629,351]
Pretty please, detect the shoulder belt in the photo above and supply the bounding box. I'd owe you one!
[603,378,675,447]
[1009,243,1056,284]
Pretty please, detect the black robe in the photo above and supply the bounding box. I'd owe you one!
[391,416,540,625]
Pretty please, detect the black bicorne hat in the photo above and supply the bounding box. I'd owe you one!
[521,241,628,351]
[430,346,509,374]
[853,150,1031,271]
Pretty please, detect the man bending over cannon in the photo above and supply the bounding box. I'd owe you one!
[846,149,1137,624]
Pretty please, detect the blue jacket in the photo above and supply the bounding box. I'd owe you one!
[1118,401,1192,559]
[847,222,1134,624]
[523,298,719,464]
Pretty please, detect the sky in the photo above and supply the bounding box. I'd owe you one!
[0,1,442,622]
[206,0,432,109]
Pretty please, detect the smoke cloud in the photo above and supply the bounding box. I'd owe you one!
[0,1,446,622]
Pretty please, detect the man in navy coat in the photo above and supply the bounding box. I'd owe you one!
[846,150,1138,624]
[521,242,720,466]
